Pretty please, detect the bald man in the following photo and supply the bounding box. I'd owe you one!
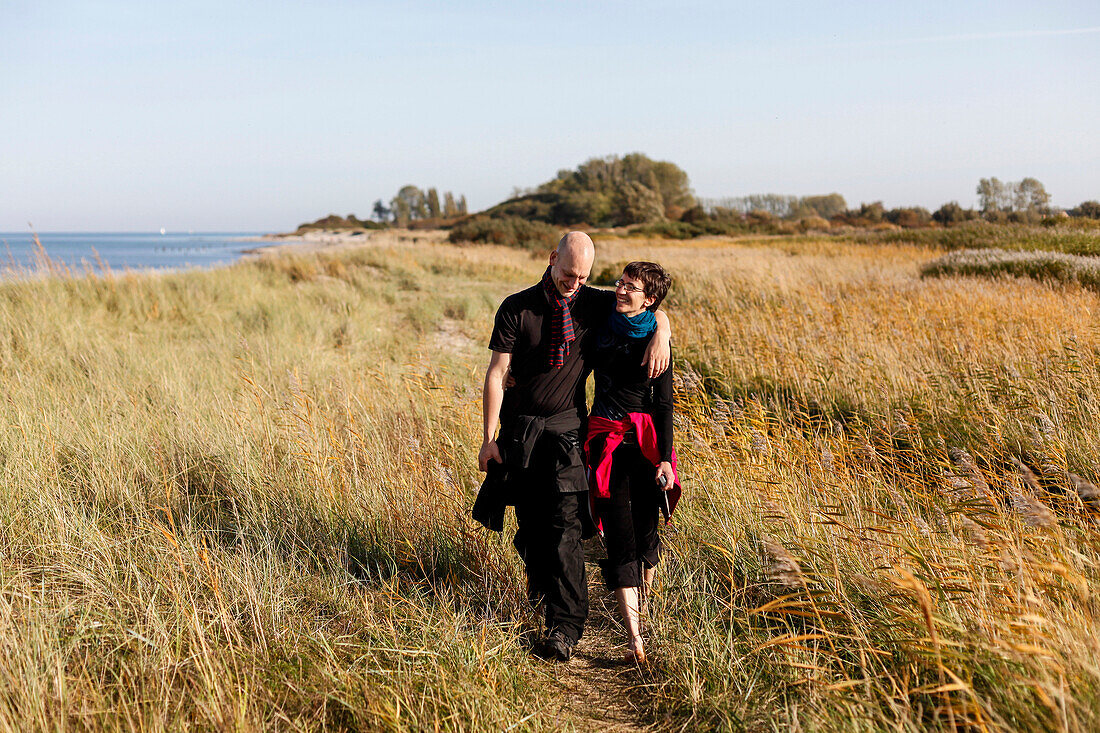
[474,231,670,661]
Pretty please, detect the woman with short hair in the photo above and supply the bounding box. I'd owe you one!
[584,261,680,664]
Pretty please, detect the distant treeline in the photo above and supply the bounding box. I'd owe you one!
[452,153,1100,247]
[372,186,467,226]
[295,185,468,232]
[698,193,847,220]
[297,153,1100,243]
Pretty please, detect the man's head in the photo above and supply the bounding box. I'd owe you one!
[548,232,594,298]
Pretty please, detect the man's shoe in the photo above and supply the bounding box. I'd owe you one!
[542,631,575,662]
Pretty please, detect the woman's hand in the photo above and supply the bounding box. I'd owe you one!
[655,462,675,489]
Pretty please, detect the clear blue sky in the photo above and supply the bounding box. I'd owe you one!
[3,0,1098,231]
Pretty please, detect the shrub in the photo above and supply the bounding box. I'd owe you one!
[591,261,629,286]
[447,216,561,251]
[680,205,709,224]
[295,214,386,232]
[885,207,932,228]
[629,221,703,240]
[553,191,613,226]
[848,221,1100,255]
[798,216,831,232]
[1070,201,1100,219]
[932,201,979,225]
[746,209,774,225]
[922,247,1100,291]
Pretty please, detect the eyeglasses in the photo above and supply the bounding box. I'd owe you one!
[614,279,645,294]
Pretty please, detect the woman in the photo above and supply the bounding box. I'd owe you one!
[584,261,680,664]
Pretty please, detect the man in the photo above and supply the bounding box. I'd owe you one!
[474,231,670,661]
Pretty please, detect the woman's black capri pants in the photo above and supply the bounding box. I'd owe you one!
[593,440,662,590]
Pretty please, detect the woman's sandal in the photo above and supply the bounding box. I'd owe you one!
[624,635,647,665]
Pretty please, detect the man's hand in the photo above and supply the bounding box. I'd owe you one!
[643,340,670,379]
[642,310,672,378]
[655,462,675,490]
[481,350,511,471]
[479,439,502,472]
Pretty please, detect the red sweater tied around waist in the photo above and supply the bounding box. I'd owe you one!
[585,414,682,528]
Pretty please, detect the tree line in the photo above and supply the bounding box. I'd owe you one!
[297,157,1100,235]
[373,186,467,225]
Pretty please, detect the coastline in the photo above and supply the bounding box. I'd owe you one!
[0,230,449,282]
[240,228,448,257]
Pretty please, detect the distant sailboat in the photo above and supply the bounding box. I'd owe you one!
[160,228,166,235]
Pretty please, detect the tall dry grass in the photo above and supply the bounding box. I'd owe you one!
[0,236,572,731]
[593,235,1100,730]
[4,231,1100,731]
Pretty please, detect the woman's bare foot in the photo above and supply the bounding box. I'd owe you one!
[624,634,646,664]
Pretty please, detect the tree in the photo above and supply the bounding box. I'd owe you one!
[649,160,695,214]
[372,199,391,222]
[536,153,694,223]
[443,192,458,218]
[426,188,441,219]
[977,176,1050,216]
[391,185,427,225]
[933,201,977,225]
[457,195,468,216]
[801,194,847,219]
[977,177,1008,213]
[1015,177,1050,214]
[554,191,612,225]
[1069,201,1100,219]
[885,207,932,228]
[614,181,666,225]
[855,201,885,223]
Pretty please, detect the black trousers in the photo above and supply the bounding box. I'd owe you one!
[594,442,661,590]
[514,489,588,643]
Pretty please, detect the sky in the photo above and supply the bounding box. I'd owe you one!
[2,0,1099,232]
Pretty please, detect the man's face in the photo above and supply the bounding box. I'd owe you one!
[549,250,592,298]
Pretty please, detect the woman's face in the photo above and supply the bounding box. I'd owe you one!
[614,273,656,316]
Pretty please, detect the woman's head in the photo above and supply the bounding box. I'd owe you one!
[614,261,672,315]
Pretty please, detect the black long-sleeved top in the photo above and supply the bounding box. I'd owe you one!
[589,325,674,462]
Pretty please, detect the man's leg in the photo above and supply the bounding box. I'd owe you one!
[513,491,550,621]
[544,490,588,645]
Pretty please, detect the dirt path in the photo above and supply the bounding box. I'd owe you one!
[542,551,658,732]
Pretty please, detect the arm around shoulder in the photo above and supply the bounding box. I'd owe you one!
[642,309,672,378]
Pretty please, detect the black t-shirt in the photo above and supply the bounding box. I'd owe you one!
[590,326,675,462]
[489,284,615,418]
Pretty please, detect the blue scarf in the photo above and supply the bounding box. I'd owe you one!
[608,310,657,339]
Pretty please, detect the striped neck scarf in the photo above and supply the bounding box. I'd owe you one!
[541,266,580,368]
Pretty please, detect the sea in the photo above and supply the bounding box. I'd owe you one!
[0,231,272,274]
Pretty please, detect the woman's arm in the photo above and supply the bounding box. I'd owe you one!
[653,363,675,487]
[653,357,674,463]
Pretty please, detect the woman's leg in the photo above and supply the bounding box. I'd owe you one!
[614,586,645,663]
[627,449,662,619]
[597,444,651,662]
[641,564,656,616]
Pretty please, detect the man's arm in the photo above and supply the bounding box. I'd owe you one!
[642,309,671,379]
[479,350,512,471]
